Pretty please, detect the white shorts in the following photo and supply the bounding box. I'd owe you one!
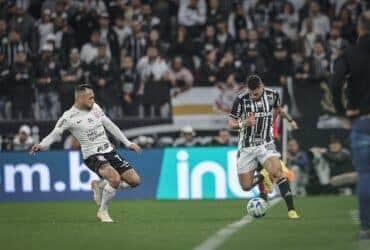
[237,143,281,174]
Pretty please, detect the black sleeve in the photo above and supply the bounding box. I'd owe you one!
[329,54,349,115]
[229,97,242,119]
[273,91,281,108]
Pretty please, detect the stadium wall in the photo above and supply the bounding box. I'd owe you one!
[0,148,263,202]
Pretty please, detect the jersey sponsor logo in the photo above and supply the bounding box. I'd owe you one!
[77,120,82,124]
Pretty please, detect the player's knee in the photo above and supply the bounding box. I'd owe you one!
[109,176,121,189]
[130,175,141,187]
[240,182,253,191]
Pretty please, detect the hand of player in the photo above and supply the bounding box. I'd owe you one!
[245,113,256,127]
[346,109,360,117]
[29,144,43,155]
[128,143,142,154]
[290,120,298,130]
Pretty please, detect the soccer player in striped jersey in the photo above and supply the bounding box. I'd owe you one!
[228,75,299,219]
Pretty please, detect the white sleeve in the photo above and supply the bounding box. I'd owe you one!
[39,115,69,149]
[101,115,132,147]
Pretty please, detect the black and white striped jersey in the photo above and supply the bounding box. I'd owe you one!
[229,88,280,148]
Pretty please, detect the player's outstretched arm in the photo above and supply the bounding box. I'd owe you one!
[29,116,69,155]
[275,107,298,130]
[101,115,142,153]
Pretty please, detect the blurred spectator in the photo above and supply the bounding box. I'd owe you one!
[323,137,353,186]
[133,135,155,148]
[98,12,119,63]
[35,44,60,120]
[300,1,330,39]
[178,0,207,38]
[13,124,34,151]
[228,2,253,38]
[174,125,200,147]
[218,50,236,82]
[119,55,139,116]
[277,2,299,40]
[269,43,293,87]
[54,12,76,63]
[197,48,218,86]
[122,21,147,64]
[338,8,357,44]
[3,27,29,66]
[37,8,54,50]
[340,0,363,24]
[309,40,330,82]
[9,47,33,119]
[85,0,107,16]
[243,43,267,79]
[59,48,86,111]
[215,73,239,113]
[215,19,233,56]
[169,26,195,70]
[287,138,310,196]
[70,3,99,48]
[81,30,110,64]
[147,29,168,56]
[211,128,233,146]
[140,3,160,34]
[0,46,10,119]
[137,46,173,117]
[113,14,132,47]
[233,28,249,60]
[89,43,120,118]
[169,56,193,97]
[197,24,218,56]
[8,4,38,56]
[207,0,225,26]
[327,26,350,72]
[64,135,80,150]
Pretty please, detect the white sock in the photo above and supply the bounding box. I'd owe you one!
[99,184,116,212]
[119,181,131,189]
[98,179,108,189]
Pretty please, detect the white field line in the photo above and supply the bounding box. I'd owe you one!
[349,210,360,225]
[193,198,282,250]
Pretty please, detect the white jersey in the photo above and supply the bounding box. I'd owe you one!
[40,103,132,159]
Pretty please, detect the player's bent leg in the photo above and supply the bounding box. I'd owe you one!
[95,164,120,222]
[120,169,141,188]
[238,170,256,191]
[263,156,299,219]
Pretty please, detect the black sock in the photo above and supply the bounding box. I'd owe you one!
[277,177,295,211]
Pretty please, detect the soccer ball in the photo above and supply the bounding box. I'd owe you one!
[246,198,268,218]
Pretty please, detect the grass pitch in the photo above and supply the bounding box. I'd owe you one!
[0,196,361,250]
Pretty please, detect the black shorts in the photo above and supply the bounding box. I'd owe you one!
[84,150,133,177]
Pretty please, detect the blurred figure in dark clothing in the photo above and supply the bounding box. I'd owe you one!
[54,12,76,64]
[211,129,233,146]
[35,44,60,120]
[122,21,147,65]
[98,12,119,64]
[169,26,195,70]
[9,48,33,119]
[243,43,267,80]
[2,27,29,67]
[59,48,86,111]
[207,0,225,26]
[197,48,218,86]
[89,43,120,118]
[0,46,10,119]
[119,55,139,116]
[330,11,370,240]
[323,137,353,179]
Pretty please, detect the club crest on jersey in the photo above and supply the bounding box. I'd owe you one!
[88,118,94,123]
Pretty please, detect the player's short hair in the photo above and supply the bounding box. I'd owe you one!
[74,84,93,93]
[359,10,370,33]
[246,75,263,90]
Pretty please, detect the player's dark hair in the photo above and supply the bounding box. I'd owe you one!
[246,75,263,90]
[74,84,93,93]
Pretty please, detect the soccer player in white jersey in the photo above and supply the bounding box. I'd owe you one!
[228,75,300,219]
[30,84,142,222]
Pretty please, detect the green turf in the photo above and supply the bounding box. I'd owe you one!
[0,196,361,250]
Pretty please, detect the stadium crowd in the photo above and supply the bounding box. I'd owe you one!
[0,0,365,196]
[0,0,368,120]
